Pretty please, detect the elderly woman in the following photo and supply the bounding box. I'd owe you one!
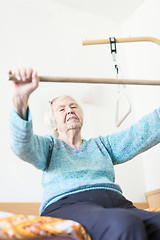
[10,68,160,240]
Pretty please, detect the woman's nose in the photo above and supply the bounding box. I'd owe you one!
[67,110,72,114]
[67,107,73,114]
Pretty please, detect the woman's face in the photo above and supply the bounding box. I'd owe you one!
[51,96,83,135]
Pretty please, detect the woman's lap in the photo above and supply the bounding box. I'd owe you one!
[41,190,160,240]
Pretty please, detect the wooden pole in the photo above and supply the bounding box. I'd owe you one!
[8,36,160,86]
[82,36,160,46]
[9,74,160,85]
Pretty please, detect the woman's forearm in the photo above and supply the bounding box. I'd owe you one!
[12,96,29,120]
[10,68,39,120]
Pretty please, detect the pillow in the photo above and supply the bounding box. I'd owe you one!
[0,213,91,239]
[0,211,13,219]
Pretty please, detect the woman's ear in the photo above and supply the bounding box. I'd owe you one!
[53,120,57,131]
[54,126,58,131]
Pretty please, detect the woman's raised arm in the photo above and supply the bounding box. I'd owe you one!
[10,67,39,120]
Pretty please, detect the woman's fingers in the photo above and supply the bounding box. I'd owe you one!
[10,68,39,95]
[15,69,22,81]
[32,71,39,89]
[26,67,33,80]
[14,68,34,82]
[20,68,27,81]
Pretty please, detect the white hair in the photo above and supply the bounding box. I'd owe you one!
[44,95,83,138]
[44,97,58,137]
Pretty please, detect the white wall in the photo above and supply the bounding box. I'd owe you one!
[121,0,160,193]
[1,0,159,205]
[0,0,122,202]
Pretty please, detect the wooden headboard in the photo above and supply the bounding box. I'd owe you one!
[0,202,41,215]
[0,202,149,215]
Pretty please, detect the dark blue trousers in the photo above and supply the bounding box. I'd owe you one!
[41,190,160,240]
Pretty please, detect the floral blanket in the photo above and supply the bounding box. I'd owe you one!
[0,213,91,239]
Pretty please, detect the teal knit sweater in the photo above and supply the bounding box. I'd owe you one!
[9,108,160,213]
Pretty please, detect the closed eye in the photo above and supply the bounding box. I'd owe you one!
[59,108,64,112]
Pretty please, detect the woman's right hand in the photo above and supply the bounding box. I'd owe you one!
[10,68,39,120]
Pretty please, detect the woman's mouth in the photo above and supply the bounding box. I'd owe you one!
[67,116,78,122]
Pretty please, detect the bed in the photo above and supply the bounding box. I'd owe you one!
[1,201,160,240]
[0,202,149,215]
[0,202,91,240]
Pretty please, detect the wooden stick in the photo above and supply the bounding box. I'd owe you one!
[9,74,160,85]
[82,36,160,46]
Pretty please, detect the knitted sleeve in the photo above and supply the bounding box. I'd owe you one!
[100,108,160,165]
[9,108,54,170]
